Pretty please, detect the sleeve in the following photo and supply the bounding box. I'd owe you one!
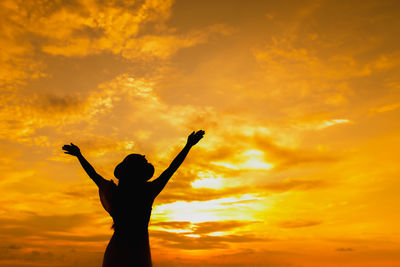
[99,180,116,215]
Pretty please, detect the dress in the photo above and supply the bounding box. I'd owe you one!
[99,180,155,267]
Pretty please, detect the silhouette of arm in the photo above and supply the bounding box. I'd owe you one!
[62,143,107,187]
[151,130,205,198]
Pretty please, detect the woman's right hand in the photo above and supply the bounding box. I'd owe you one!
[62,143,81,156]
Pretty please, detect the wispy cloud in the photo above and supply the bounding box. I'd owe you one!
[276,219,322,228]
[370,103,400,113]
[151,230,263,250]
[336,247,354,252]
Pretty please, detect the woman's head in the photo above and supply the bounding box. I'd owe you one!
[114,154,154,183]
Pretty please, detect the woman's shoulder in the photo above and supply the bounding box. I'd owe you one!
[99,179,117,190]
[99,179,118,214]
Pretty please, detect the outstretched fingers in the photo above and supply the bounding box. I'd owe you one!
[196,130,205,136]
[187,130,205,146]
[62,143,81,156]
[195,130,205,138]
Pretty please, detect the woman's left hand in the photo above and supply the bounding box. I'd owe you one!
[62,143,81,156]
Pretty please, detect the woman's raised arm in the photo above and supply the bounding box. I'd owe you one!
[62,143,107,187]
[150,130,205,198]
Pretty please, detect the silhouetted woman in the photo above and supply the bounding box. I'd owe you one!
[62,130,205,267]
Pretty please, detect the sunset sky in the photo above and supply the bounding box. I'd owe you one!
[1,0,400,266]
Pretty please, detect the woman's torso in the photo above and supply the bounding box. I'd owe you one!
[100,180,155,267]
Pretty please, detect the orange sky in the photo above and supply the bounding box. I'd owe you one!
[1,0,400,266]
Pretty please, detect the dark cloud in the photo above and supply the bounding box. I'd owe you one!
[276,220,322,229]
[0,243,57,262]
[211,248,255,259]
[210,247,300,261]
[41,232,110,242]
[10,213,91,231]
[0,213,98,240]
[35,94,83,114]
[5,244,21,250]
[0,243,103,266]
[336,247,354,252]
[0,212,108,265]
[151,230,263,250]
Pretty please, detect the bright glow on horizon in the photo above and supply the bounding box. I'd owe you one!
[184,234,201,238]
[211,149,274,170]
[191,178,224,189]
[153,195,264,223]
[241,149,274,170]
